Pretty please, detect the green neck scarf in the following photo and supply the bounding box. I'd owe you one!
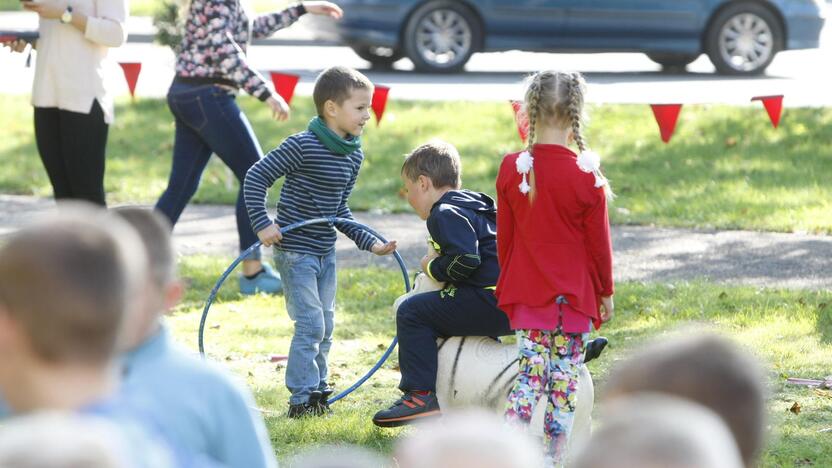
[308,117,361,155]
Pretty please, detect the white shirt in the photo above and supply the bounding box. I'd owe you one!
[32,0,128,124]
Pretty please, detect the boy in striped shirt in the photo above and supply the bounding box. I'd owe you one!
[244,66,397,418]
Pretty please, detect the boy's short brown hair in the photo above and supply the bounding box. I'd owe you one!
[112,207,175,289]
[401,140,462,189]
[313,66,374,116]
[604,333,766,467]
[0,206,145,364]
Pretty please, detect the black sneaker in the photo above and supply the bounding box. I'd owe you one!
[319,384,334,413]
[584,337,608,364]
[287,391,323,418]
[372,391,441,427]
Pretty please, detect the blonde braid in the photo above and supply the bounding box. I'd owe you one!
[567,72,587,153]
[523,74,545,200]
[525,76,541,152]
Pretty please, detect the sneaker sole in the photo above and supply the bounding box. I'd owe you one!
[372,409,441,428]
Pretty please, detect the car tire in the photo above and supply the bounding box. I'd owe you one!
[402,0,482,73]
[350,45,404,69]
[704,2,783,76]
[646,53,700,71]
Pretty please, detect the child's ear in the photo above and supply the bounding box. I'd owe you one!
[162,280,185,314]
[418,175,431,191]
[324,99,338,118]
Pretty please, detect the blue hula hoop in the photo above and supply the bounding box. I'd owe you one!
[197,217,410,405]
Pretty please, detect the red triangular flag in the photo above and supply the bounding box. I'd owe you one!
[371,85,390,127]
[510,100,529,143]
[269,72,300,106]
[751,95,783,128]
[650,104,683,143]
[118,62,141,98]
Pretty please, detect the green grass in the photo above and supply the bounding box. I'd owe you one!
[170,256,832,466]
[0,0,288,16]
[1,94,830,233]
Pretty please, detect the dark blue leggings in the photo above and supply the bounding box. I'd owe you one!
[396,286,512,392]
[156,81,263,259]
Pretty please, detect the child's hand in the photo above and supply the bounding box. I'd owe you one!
[256,224,283,247]
[600,295,614,322]
[303,1,344,19]
[266,95,290,121]
[371,240,397,256]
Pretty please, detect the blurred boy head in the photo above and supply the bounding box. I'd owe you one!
[313,66,374,138]
[395,410,542,468]
[0,411,131,468]
[400,140,462,220]
[0,204,145,412]
[603,332,766,466]
[573,394,744,468]
[112,207,183,351]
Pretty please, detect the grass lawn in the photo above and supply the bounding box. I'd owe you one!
[169,256,832,465]
[1,94,830,233]
[0,0,286,16]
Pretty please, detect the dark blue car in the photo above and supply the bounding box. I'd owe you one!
[312,0,826,74]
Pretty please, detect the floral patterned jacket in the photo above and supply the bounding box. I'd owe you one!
[175,1,306,101]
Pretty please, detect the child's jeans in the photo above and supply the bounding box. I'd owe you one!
[274,249,336,405]
[505,329,588,467]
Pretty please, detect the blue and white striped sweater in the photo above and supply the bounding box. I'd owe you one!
[244,131,377,256]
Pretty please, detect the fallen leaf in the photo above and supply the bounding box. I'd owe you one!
[724,137,737,148]
[789,401,801,415]
[377,343,386,350]
[718,292,728,300]
[210,324,220,330]
[812,389,832,399]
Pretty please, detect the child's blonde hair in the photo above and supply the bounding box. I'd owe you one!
[523,71,613,199]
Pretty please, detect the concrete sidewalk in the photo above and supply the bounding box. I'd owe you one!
[1,194,830,290]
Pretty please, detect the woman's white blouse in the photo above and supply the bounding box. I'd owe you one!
[32,0,128,123]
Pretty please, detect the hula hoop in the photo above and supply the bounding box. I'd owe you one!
[197,217,410,405]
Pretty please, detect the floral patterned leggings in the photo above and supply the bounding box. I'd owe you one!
[505,329,588,465]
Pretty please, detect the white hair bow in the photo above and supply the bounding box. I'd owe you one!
[515,151,534,194]
[576,150,608,188]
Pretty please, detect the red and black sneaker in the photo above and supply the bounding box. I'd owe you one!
[372,391,441,427]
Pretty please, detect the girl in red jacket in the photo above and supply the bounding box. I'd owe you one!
[496,71,614,466]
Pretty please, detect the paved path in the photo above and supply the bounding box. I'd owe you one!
[1,194,830,290]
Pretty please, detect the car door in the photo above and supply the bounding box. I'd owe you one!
[562,0,705,51]
[479,0,571,51]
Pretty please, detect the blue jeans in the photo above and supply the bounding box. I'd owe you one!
[156,80,262,259]
[274,249,337,404]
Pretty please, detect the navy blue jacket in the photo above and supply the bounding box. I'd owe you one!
[425,190,499,289]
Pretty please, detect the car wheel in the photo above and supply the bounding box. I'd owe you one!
[705,2,783,75]
[403,0,482,73]
[350,45,404,69]
[646,53,700,70]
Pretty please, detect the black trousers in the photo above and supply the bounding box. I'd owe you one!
[33,100,109,206]
[396,285,512,392]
